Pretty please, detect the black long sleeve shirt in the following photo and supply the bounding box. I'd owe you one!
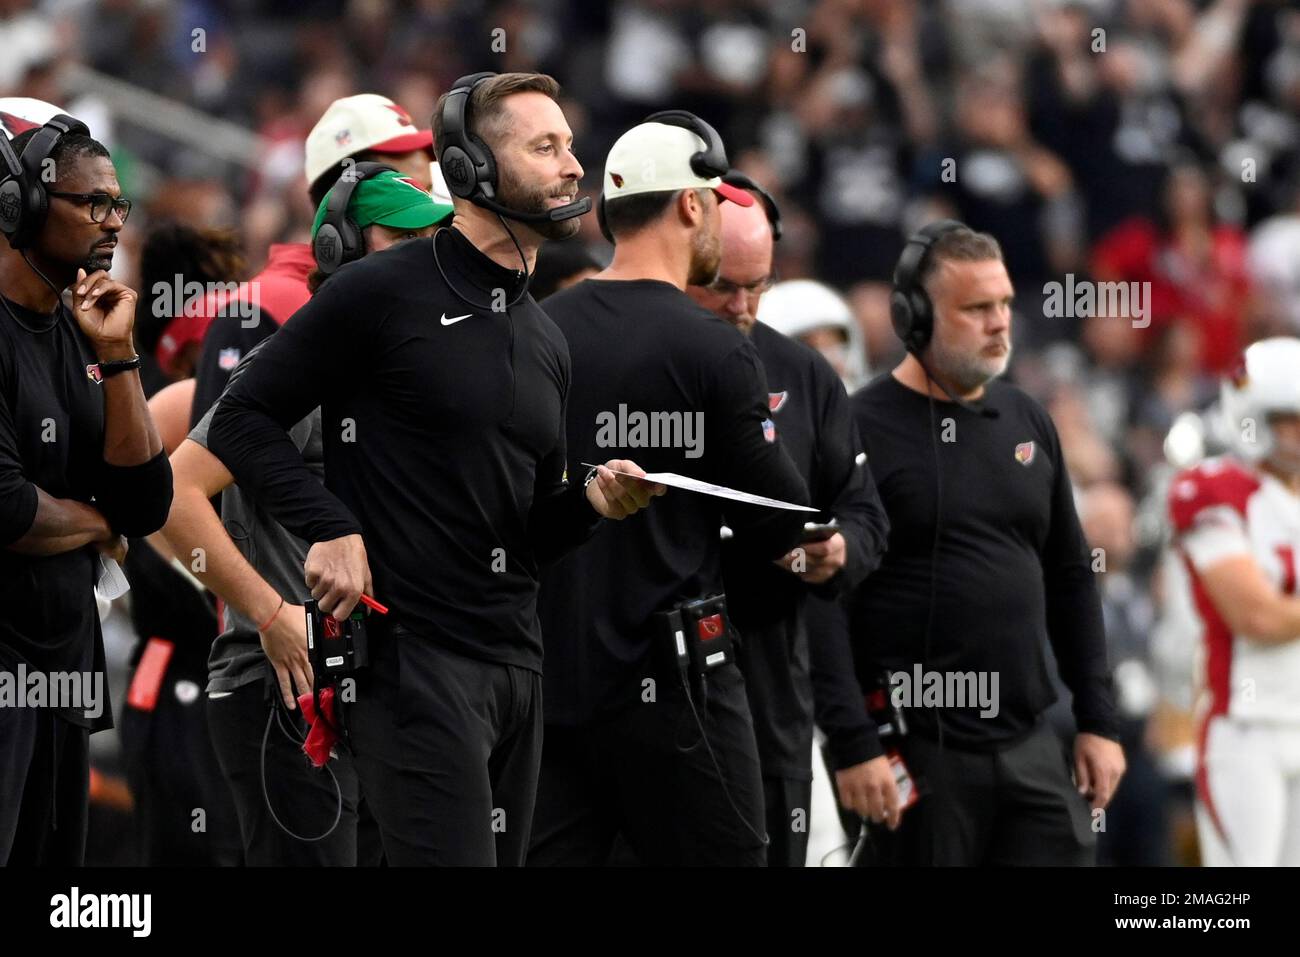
[536,279,810,726]
[723,321,889,778]
[0,297,172,729]
[207,229,601,674]
[848,373,1118,749]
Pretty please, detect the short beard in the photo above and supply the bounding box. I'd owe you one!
[82,251,113,273]
[928,335,1011,394]
[495,168,581,242]
[687,221,721,287]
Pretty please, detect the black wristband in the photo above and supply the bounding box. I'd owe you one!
[93,356,142,380]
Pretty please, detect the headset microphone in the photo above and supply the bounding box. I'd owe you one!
[471,191,591,225]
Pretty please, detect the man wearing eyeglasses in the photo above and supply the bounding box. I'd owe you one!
[0,122,171,865]
[686,186,890,865]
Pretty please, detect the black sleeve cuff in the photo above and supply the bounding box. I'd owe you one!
[823,721,885,770]
[96,451,173,537]
[0,482,39,545]
[530,481,605,565]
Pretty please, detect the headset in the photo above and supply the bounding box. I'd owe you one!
[597,109,732,244]
[0,113,91,250]
[437,71,591,226]
[889,218,965,355]
[721,170,781,241]
[311,161,397,275]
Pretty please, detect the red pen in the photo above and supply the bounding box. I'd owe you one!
[359,594,389,615]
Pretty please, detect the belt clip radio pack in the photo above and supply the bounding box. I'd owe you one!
[865,669,919,813]
[305,598,372,681]
[663,594,735,679]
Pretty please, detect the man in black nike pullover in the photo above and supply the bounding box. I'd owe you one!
[528,117,810,867]
[208,73,659,866]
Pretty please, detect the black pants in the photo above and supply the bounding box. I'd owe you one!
[208,678,379,866]
[528,661,767,866]
[0,707,89,865]
[763,776,813,867]
[872,720,1097,866]
[345,629,543,866]
[121,664,241,866]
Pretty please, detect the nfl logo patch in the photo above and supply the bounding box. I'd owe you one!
[1015,441,1036,466]
[335,129,352,147]
[762,418,776,442]
[218,348,242,371]
[768,391,788,413]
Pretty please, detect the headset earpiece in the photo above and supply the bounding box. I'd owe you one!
[438,72,500,203]
[0,113,90,250]
[890,219,966,354]
[597,193,612,244]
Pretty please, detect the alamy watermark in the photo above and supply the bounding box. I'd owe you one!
[595,404,704,459]
[152,275,261,328]
[890,665,1000,719]
[0,665,104,720]
[1042,274,1150,328]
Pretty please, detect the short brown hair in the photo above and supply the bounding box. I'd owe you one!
[918,227,1003,292]
[433,72,561,151]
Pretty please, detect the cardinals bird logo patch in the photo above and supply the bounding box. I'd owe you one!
[768,391,788,413]
[1015,441,1036,466]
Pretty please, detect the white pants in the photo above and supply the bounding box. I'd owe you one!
[1196,718,1300,866]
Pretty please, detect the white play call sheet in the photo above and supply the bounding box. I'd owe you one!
[581,463,818,512]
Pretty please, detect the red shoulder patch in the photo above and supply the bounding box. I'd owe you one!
[1168,459,1260,533]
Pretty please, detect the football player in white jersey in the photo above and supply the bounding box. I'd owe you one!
[1168,337,1300,865]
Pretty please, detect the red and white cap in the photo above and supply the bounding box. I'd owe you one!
[602,121,753,206]
[304,94,433,186]
[0,97,66,140]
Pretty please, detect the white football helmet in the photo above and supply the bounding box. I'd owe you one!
[757,279,869,390]
[1220,337,1300,464]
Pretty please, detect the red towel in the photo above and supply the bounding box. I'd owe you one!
[297,686,339,767]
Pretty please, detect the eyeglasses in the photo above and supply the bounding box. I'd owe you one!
[47,191,133,224]
[708,275,774,298]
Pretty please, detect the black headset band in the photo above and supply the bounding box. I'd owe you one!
[322,161,392,225]
[894,219,965,292]
[642,109,729,179]
[441,72,496,142]
[721,170,782,241]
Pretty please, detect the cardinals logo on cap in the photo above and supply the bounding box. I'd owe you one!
[1015,441,1036,466]
[386,104,414,128]
[610,172,624,188]
[0,111,39,138]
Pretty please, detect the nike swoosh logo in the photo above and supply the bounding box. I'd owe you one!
[441,313,472,326]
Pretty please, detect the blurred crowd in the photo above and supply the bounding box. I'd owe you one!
[6,0,1300,865]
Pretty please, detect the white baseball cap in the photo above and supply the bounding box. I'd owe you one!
[304,94,433,187]
[0,97,66,140]
[602,122,753,207]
